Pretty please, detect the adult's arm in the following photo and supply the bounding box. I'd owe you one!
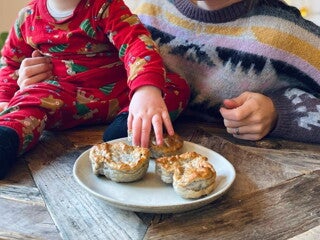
[267,87,320,144]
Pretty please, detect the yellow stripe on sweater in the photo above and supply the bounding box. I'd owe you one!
[167,12,245,36]
[133,3,160,18]
[134,3,245,36]
[253,27,320,69]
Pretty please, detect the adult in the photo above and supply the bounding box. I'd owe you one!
[121,0,320,143]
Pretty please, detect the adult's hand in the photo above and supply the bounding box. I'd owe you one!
[220,91,277,140]
[17,50,52,90]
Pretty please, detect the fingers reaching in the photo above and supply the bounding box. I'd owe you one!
[128,86,174,148]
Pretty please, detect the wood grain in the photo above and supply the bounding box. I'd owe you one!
[144,171,320,240]
[1,121,319,240]
[0,160,60,240]
[27,129,150,240]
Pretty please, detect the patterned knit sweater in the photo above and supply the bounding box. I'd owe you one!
[124,0,320,144]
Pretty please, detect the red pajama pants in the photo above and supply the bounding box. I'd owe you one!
[0,73,190,155]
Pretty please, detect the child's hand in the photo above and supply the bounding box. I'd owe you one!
[128,85,174,148]
[220,91,277,140]
[17,50,52,90]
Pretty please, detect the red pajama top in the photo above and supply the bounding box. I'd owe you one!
[0,0,166,102]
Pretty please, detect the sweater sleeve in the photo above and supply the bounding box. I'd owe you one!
[100,0,166,98]
[267,87,320,144]
[0,7,34,102]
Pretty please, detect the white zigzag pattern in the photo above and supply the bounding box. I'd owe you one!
[286,89,320,130]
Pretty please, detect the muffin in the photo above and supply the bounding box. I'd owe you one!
[128,131,184,158]
[156,151,216,199]
[90,141,150,182]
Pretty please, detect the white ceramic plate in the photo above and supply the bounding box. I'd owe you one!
[73,138,236,213]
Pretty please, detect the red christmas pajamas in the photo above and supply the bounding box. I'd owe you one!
[0,0,190,154]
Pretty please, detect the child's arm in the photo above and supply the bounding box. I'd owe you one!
[0,6,34,103]
[104,1,166,95]
[102,1,172,147]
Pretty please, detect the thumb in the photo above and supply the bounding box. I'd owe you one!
[222,92,250,109]
[222,99,239,109]
[32,50,42,58]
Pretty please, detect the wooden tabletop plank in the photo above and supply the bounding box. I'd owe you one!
[0,197,60,240]
[27,130,150,240]
[144,171,320,240]
[0,161,60,240]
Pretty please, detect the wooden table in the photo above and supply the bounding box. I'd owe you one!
[1,118,319,240]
